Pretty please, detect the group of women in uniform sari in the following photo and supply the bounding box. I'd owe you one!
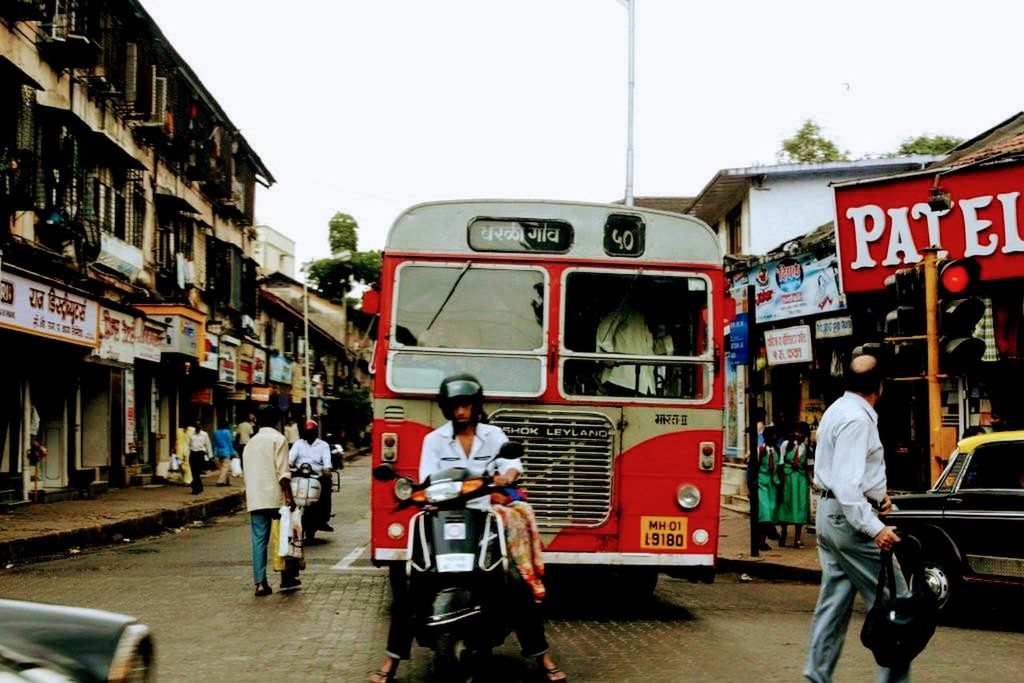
[755,421,813,550]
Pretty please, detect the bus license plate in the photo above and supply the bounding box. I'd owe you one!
[640,516,688,550]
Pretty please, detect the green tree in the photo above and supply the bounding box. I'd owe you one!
[778,119,849,163]
[305,213,381,301]
[328,212,358,255]
[896,134,964,156]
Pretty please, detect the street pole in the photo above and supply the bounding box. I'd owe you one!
[303,275,312,422]
[624,0,635,207]
[922,247,943,484]
[745,284,761,558]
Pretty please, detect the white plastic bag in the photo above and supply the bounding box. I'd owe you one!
[230,457,243,477]
[278,506,292,557]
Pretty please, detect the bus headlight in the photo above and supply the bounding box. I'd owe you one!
[394,476,414,501]
[692,529,710,546]
[676,484,701,510]
[388,522,406,539]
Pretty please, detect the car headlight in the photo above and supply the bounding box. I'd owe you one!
[425,480,462,503]
[108,623,153,683]
[676,484,701,510]
[394,477,414,501]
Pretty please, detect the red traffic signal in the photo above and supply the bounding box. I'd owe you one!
[938,258,980,296]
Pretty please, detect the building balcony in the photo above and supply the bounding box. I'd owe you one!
[0,0,46,22]
[38,32,101,70]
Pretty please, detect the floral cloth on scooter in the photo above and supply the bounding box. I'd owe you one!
[492,499,546,602]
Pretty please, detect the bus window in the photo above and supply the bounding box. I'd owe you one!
[388,263,547,396]
[561,271,711,400]
[394,264,545,351]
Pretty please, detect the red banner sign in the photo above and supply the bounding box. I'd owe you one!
[834,163,1024,292]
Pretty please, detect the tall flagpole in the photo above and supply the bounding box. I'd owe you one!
[624,0,635,207]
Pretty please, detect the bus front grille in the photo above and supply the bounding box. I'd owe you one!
[489,409,614,528]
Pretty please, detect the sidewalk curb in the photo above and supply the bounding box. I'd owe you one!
[0,491,245,565]
[718,556,822,584]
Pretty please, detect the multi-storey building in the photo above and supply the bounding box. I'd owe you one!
[0,1,273,502]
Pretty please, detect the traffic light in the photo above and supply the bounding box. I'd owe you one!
[883,267,925,377]
[884,268,924,337]
[937,258,986,372]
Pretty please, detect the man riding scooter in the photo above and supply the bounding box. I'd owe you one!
[288,420,334,533]
[370,374,566,683]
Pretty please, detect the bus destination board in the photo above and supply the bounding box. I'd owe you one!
[468,218,573,254]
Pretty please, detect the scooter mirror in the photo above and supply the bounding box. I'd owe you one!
[372,464,398,481]
[498,440,524,461]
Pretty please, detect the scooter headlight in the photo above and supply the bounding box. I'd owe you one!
[425,480,462,503]
[394,476,414,501]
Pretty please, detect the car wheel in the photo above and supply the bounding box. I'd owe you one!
[922,547,961,616]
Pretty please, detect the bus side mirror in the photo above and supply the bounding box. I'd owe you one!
[361,287,380,316]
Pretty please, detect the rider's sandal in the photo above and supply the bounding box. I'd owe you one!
[537,659,568,682]
[368,659,398,683]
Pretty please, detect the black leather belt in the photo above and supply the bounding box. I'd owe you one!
[820,489,882,511]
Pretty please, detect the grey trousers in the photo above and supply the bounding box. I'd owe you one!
[804,497,911,683]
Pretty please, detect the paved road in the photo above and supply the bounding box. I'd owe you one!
[1,459,1021,682]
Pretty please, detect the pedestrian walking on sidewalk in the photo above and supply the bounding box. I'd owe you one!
[243,405,298,597]
[776,422,811,549]
[804,354,905,683]
[188,420,212,495]
[213,424,237,486]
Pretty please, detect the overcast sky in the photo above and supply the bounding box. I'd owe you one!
[141,0,1024,267]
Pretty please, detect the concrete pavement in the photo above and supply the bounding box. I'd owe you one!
[1,460,823,584]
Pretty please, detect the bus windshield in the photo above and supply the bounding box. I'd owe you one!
[388,263,546,395]
[561,270,711,401]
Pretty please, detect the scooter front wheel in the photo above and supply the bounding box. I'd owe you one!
[434,632,467,682]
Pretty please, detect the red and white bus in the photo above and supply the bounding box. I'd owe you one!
[367,200,724,588]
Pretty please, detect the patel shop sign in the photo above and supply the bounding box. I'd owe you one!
[835,163,1024,292]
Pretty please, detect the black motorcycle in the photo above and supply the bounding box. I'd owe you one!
[374,443,523,680]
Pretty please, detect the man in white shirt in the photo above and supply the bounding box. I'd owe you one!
[289,420,334,532]
[596,300,656,396]
[804,354,906,683]
[243,405,297,597]
[187,420,212,495]
[372,375,565,683]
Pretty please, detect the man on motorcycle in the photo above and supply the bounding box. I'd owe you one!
[288,420,334,532]
[371,374,566,683]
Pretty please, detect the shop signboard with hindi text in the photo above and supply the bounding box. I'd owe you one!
[200,334,219,371]
[732,253,846,324]
[0,271,98,346]
[135,320,164,363]
[94,308,138,364]
[252,348,267,385]
[269,354,293,384]
[250,386,271,402]
[237,343,254,385]
[219,337,238,385]
[815,315,854,339]
[764,325,813,366]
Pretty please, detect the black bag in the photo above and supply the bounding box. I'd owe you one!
[860,535,937,668]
